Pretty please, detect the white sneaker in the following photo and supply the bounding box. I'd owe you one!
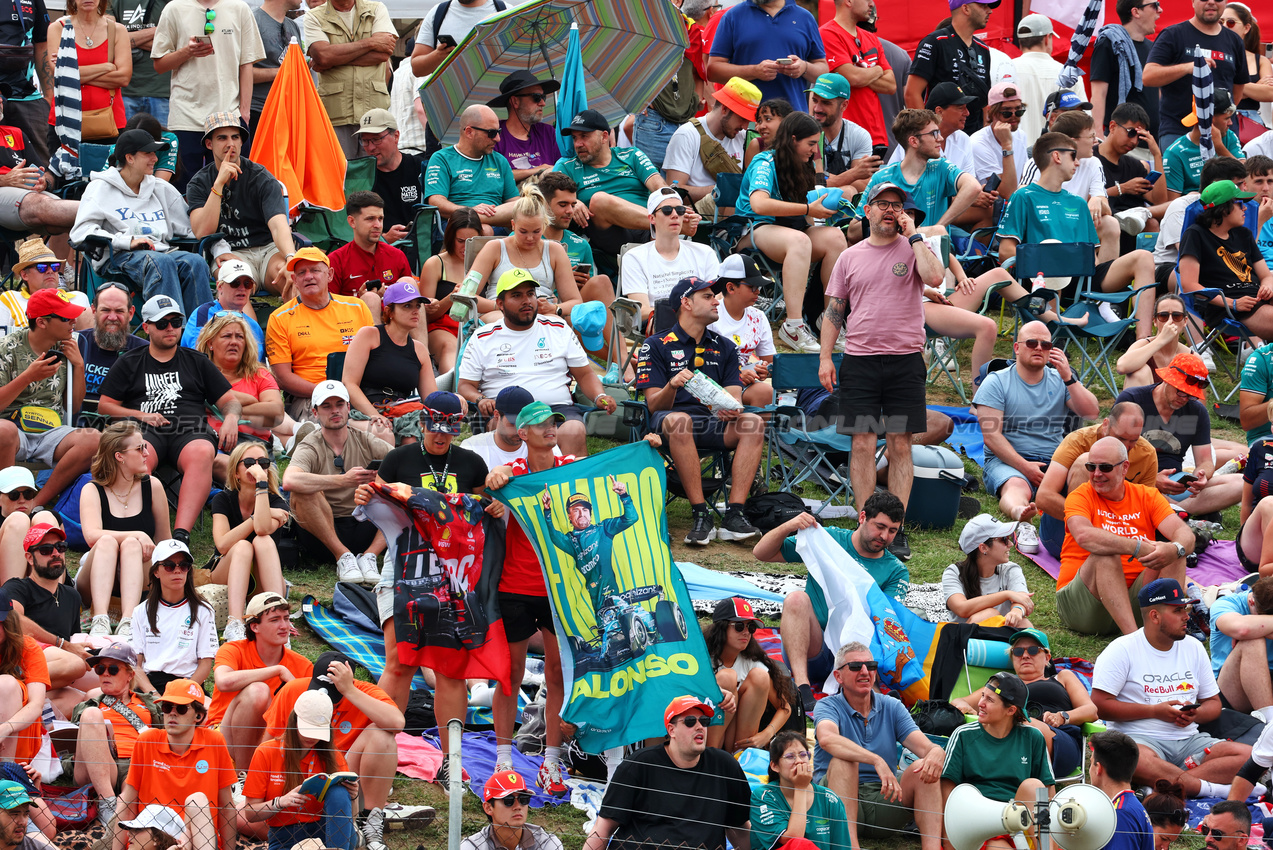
[933,338,957,374]
[337,552,362,583]
[114,617,132,641]
[779,320,821,353]
[223,618,247,643]
[357,552,380,586]
[1197,345,1216,371]
[89,614,112,637]
[1015,523,1040,554]
[382,803,436,831]
[231,771,246,809]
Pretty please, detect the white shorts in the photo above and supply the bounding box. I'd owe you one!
[376,581,393,626]
[17,425,77,466]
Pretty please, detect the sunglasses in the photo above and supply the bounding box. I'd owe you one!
[675,715,708,728]
[222,277,253,290]
[655,205,687,217]
[1049,148,1079,160]
[1200,824,1242,839]
[1011,645,1044,657]
[999,107,1028,118]
[149,317,182,331]
[781,750,812,763]
[1134,1,1160,8]
[1171,365,1209,387]
[204,8,215,33]
[497,793,533,807]
[729,621,758,634]
[1021,338,1054,350]
[39,314,72,323]
[333,456,345,472]
[471,127,500,139]
[2,488,37,500]
[93,663,126,677]
[31,541,68,556]
[1084,462,1120,473]
[158,560,192,573]
[520,93,547,104]
[33,262,62,274]
[1220,17,1241,27]
[424,408,464,426]
[239,457,271,469]
[162,703,194,715]
[838,660,879,672]
[1155,311,1186,322]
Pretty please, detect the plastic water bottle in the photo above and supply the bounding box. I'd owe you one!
[1033,272,1046,292]
[449,269,483,322]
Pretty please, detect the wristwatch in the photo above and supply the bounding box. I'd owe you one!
[1064,377,1078,386]
[1173,542,1188,560]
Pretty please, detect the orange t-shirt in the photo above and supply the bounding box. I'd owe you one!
[14,636,50,764]
[125,727,236,828]
[263,678,395,751]
[243,739,351,825]
[98,693,158,759]
[207,641,314,727]
[1059,481,1174,589]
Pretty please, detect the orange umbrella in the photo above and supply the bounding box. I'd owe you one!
[254,42,347,215]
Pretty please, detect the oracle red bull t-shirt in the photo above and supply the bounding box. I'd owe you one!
[1090,629,1218,741]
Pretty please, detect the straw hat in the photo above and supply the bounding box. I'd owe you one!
[12,236,61,274]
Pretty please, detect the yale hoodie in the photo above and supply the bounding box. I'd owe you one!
[71,167,195,265]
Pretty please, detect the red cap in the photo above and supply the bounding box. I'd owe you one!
[23,523,65,552]
[26,288,85,321]
[664,695,712,727]
[483,770,527,801]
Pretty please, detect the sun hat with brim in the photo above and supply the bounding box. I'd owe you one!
[986,672,1028,709]
[26,288,84,322]
[495,267,537,297]
[12,236,61,274]
[357,107,398,135]
[287,246,329,272]
[516,400,565,429]
[1155,352,1209,400]
[97,641,139,668]
[245,591,289,620]
[572,301,607,350]
[715,254,769,291]
[1138,577,1188,608]
[1010,628,1050,651]
[559,108,609,136]
[958,513,1020,554]
[294,690,334,741]
[312,380,349,406]
[949,0,1000,9]
[495,386,535,417]
[141,294,184,323]
[216,259,254,286]
[151,538,191,565]
[487,69,561,109]
[1182,90,1235,127]
[23,522,65,552]
[925,82,977,110]
[383,280,425,305]
[0,780,32,810]
[308,651,351,704]
[156,678,205,706]
[669,276,716,305]
[1200,179,1255,209]
[121,804,186,839]
[717,77,761,121]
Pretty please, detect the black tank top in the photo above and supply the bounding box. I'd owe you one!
[1025,676,1073,717]
[93,479,156,537]
[362,325,422,405]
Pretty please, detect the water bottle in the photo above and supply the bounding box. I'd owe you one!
[449,269,484,322]
[1033,272,1046,292]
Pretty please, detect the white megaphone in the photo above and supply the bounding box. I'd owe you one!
[945,783,1036,850]
[1048,784,1117,850]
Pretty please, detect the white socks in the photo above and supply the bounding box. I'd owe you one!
[496,744,512,765]
[545,745,562,765]
[1196,780,1230,798]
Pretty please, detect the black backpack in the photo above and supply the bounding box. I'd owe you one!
[743,492,808,532]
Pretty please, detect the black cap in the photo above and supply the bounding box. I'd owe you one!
[925,82,976,109]
[1137,577,1188,608]
[494,386,535,416]
[668,275,716,305]
[308,651,352,704]
[560,108,610,136]
[111,129,169,165]
[986,672,1028,710]
[488,69,561,108]
[711,597,763,627]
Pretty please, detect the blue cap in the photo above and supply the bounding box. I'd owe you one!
[668,276,715,305]
[1044,90,1094,117]
[494,386,535,417]
[1138,577,1188,608]
[572,301,606,351]
[422,391,464,435]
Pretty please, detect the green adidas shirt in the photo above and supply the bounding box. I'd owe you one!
[942,721,1054,800]
[552,146,659,206]
[998,182,1098,247]
[423,146,517,209]
[751,782,852,850]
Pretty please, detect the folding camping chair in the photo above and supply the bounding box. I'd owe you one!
[292,156,378,252]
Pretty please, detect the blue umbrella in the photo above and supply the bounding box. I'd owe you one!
[557,22,587,158]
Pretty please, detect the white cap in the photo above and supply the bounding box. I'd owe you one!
[120,805,186,839]
[294,690,333,741]
[311,380,349,405]
[646,188,682,216]
[1017,13,1054,37]
[141,294,185,323]
[216,259,255,285]
[151,538,191,565]
[0,466,36,495]
[958,514,1022,554]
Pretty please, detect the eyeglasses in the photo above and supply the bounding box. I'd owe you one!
[675,715,708,728]
[496,793,533,807]
[239,457,271,469]
[1220,17,1241,27]
[162,703,193,716]
[999,107,1028,118]
[729,621,758,634]
[33,262,62,274]
[222,278,253,290]
[838,660,879,672]
[1021,338,1054,350]
[655,205,687,217]
[781,750,812,763]
[31,541,69,556]
[1011,645,1044,657]
[1049,148,1079,160]
[1171,365,1209,387]
[360,129,394,146]
[917,129,941,140]
[157,560,192,573]
[149,317,182,330]
[871,200,905,211]
[204,8,215,33]
[2,488,37,500]
[1155,311,1186,321]
[470,126,500,139]
[1084,462,1120,473]
[93,663,126,677]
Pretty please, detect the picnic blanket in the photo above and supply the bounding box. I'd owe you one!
[398,729,569,808]
[1018,540,1249,587]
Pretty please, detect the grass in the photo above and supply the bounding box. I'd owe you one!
[62,316,1248,850]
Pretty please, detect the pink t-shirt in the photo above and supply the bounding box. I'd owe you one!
[825,236,926,356]
[207,368,279,441]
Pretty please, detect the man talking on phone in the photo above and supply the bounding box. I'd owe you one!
[0,288,98,509]
[1091,576,1254,799]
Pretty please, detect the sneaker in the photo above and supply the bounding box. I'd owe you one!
[337,552,363,583]
[797,683,816,714]
[89,614,112,637]
[779,320,821,354]
[231,771,246,809]
[494,759,514,773]
[287,421,319,455]
[717,509,758,542]
[1015,523,1040,554]
[98,796,116,832]
[382,803,436,831]
[888,528,912,561]
[435,759,460,797]
[223,618,247,643]
[173,528,191,547]
[537,759,569,797]
[357,552,380,586]
[1097,302,1120,325]
[114,617,132,641]
[684,511,716,546]
[958,495,981,520]
[1197,345,1216,371]
[362,807,387,850]
[933,338,956,374]
[602,363,622,387]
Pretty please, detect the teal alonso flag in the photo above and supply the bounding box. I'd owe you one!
[492,442,720,752]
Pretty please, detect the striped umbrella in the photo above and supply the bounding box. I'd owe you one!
[1055,0,1102,90]
[1193,45,1215,161]
[419,0,688,145]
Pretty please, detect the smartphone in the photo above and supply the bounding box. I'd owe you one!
[573,263,592,276]
[1147,170,1162,185]
[1177,472,1199,485]
[872,144,888,160]
[364,280,383,291]
[981,173,1002,194]
[368,460,383,471]
[43,348,66,364]
[194,35,212,44]
[776,58,794,65]
[1179,702,1201,710]
[437,34,456,48]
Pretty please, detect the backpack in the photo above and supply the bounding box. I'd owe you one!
[431,0,506,46]
[691,118,742,177]
[743,492,807,532]
[333,581,382,634]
